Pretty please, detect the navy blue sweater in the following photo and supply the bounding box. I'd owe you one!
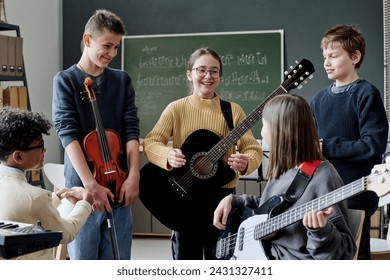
[52,65,140,187]
[310,79,388,213]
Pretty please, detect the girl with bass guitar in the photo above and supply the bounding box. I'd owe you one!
[213,94,356,260]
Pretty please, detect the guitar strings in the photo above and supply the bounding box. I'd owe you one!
[216,63,321,257]
[176,86,286,191]
[217,179,366,257]
[175,69,300,191]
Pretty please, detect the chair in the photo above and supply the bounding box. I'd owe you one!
[370,234,390,260]
[347,209,365,260]
[43,163,70,260]
[370,193,390,260]
[43,163,66,191]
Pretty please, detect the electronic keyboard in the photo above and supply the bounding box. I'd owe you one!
[0,220,63,259]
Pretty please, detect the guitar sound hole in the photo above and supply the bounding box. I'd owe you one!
[190,152,217,179]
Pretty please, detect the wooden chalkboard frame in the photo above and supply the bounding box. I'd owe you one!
[122,30,284,138]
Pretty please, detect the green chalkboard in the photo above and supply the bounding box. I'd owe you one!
[122,30,283,138]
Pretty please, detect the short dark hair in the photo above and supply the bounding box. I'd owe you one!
[0,107,52,161]
[84,9,126,37]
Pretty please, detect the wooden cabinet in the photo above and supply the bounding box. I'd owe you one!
[0,22,29,104]
[0,22,43,187]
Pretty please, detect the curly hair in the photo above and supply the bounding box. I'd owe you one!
[0,107,52,161]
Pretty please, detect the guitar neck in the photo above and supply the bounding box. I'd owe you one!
[207,85,288,161]
[254,177,366,240]
[384,0,390,119]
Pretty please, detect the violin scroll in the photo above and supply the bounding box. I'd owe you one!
[83,77,96,102]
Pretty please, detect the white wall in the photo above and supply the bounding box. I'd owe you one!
[4,0,62,188]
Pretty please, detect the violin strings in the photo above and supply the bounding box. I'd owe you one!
[92,100,114,184]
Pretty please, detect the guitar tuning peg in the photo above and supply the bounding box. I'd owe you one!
[297,85,303,90]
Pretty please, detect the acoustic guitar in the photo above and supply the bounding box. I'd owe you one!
[139,59,315,231]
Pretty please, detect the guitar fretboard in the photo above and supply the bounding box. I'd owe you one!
[384,0,390,119]
[206,59,313,162]
[207,85,288,161]
[254,177,366,239]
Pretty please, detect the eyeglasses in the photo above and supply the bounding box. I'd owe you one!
[191,67,220,78]
[20,139,45,152]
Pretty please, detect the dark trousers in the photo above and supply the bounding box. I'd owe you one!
[357,213,372,260]
[171,187,235,260]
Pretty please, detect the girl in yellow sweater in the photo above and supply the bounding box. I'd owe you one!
[142,47,262,260]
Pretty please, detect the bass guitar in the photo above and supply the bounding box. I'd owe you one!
[215,163,390,260]
[139,59,315,231]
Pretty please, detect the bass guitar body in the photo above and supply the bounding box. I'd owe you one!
[217,209,269,260]
[139,129,236,231]
[216,195,283,260]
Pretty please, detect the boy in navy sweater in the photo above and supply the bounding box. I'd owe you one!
[310,24,388,259]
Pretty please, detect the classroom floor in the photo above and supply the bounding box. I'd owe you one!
[132,235,172,260]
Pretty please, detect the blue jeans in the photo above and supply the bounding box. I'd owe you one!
[67,206,133,260]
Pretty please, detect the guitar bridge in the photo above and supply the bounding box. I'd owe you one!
[167,175,191,200]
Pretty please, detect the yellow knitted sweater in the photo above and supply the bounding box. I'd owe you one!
[143,94,262,188]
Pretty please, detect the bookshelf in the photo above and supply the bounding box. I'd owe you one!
[0,22,43,187]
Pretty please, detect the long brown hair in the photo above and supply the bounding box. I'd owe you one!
[186,47,223,95]
[263,94,324,179]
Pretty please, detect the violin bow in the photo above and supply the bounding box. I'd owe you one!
[107,211,120,259]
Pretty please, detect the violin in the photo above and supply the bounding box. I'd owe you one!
[82,77,128,208]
